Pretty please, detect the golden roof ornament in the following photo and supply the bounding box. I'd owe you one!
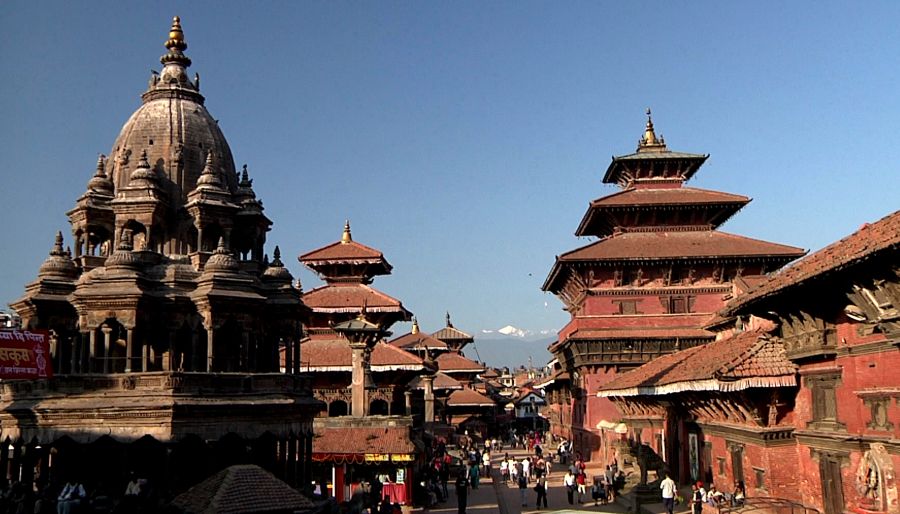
[166,16,187,52]
[411,317,420,334]
[637,108,667,152]
[341,220,352,244]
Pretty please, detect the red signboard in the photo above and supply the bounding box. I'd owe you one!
[0,329,53,379]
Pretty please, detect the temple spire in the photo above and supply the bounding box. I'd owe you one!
[411,317,419,334]
[165,16,187,53]
[341,220,352,244]
[446,311,453,328]
[637,108,667,152]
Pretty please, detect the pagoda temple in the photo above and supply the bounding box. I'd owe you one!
[298,223,429,506]
[542,111,805,463]
[3,17,320,500]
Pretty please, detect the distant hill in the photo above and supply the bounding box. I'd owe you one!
[465,336,556,369]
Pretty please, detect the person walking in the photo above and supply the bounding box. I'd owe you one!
[455,471,469,514]
[534,474,548,510]
[517,471,528,507]
[575,467,586,503]
[661,472,677,514]
[563,470,576,505]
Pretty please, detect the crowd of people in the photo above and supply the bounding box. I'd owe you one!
[0,472,152,514]
[661,473,746,514]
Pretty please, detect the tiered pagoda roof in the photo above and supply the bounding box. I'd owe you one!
[431,312,474,352]
[300,340,425,372]
[299,221,391,284]
[434,352,485,374]
[299,222,412,335]
[389,319,449,352]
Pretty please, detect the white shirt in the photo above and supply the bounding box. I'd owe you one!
[660,477,677,499]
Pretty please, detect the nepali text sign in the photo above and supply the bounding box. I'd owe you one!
[0,329,53,379]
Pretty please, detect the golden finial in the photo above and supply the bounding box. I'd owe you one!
[411,317,420,334]
[165,16,187,52]
[642,108,657,145]
[341,220,352,243]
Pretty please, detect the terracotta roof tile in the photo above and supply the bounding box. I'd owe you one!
[589,187,750,208]
[435,352,484,373]
[389,332,448,351]
[559,230,805,262]
[597,329,797,397]
[725,209,900,314]
[313,426,417,455]
[431,325,473,342]
[302,284,410,316]
[408,372,463,391]
[300,340,424,371]
[569,327,714,340]
[170,464,314,514]
[446,388,496,407]
[300,240,387,263]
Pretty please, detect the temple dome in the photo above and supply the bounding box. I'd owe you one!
[106,17,236,206]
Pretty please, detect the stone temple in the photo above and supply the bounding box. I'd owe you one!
[3,17,321,498]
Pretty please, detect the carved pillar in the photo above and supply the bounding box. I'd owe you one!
[101,325,112,374]
[124,328,133,373]
[74,332,86,374]
[292,332,301,374]
[423,374,435,431]
[206,329,215,372]
[89,329,98,373]
[283,338,292,374]
[241,330,250,372]
[405,391,412,416]
[350,343,367,417]
[141,339,149,372]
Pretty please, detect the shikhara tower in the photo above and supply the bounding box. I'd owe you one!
[5,17,319,495]
[541,111,805,461]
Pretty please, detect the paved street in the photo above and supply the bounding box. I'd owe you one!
[423,448,629,514]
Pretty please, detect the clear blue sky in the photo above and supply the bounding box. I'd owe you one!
[1,1,898,340]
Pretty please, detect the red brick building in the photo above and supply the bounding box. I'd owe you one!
[599,210,900,514]
[542,112,805,463]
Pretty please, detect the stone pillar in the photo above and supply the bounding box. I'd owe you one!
[101,325,112,374]
[206,329,215,372]
[292,333,301,374]
[423,374,435,431]
[350,343,367,417]
[124,328,133,373]
[88,330,97,372]
[74,332,87,374]
[142,341,149,372]
[283,338,292,374]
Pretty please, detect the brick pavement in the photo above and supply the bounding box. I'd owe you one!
[422,448,630,514]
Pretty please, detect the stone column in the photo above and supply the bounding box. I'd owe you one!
[124,328,133,373]
[350,343,367,417]
[283,337,292,374]
[404,391,412,416]
[423,374,435,431]
[73,333,86,375]
[206,329,215,372]
[292,333,301,374]
[101,325,112,374]
[88,330,97,373]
